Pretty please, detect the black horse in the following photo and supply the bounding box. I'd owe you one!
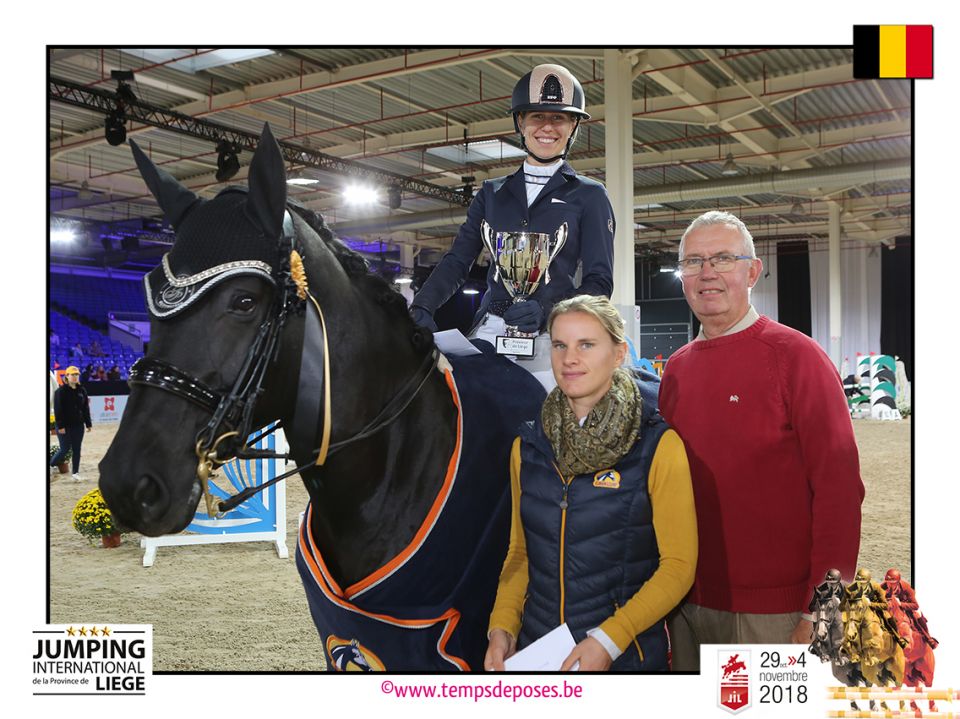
[99,124,544,671]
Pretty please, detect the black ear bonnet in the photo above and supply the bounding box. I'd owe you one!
[131,124,293,318]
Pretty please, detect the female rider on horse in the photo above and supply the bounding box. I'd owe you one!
[409,64,615,386]
[484,295,697,671]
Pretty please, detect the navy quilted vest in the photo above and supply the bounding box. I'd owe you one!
[517,377,670,671]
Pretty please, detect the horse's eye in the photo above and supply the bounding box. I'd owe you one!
[230,294,256,313]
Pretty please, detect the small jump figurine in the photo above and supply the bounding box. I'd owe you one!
[881,569,938,649]
[844,568,908,651]
[808,568,845,662]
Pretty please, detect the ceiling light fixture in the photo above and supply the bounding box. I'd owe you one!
[287,168,319,186]
[78,180,93,201]
[386,184,402,210]
[51,225,77,244]
[104,70,136,147]
[343,185,379,205]
[721,152,740,176]
[104,108,127,146]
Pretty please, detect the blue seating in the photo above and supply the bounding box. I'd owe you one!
[50,274,146,328]
[50,309,143,379]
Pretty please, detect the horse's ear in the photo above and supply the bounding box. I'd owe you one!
[129,139,201,230]
[246,123,287,240]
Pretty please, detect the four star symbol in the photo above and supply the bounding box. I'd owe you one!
[65,624,111,636]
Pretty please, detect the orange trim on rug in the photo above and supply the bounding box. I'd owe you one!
[298,506,463,630]
[342,367,463,598]
[300,503,346,598]
[298,516,469,669]
[437,611,470,671]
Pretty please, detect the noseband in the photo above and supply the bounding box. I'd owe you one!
[128,214,438,518]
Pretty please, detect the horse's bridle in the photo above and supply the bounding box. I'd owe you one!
[128,214,439,518]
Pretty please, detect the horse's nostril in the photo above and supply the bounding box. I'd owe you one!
[134,474,169,521]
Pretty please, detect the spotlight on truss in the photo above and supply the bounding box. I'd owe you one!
[215,140,241,182]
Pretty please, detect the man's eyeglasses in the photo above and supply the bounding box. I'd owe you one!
[677,254,754,276]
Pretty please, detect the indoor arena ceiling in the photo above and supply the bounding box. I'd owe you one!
[48,47,911,272]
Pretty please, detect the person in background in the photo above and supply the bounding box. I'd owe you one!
[107,364,122,381]
[69,342,84,360]
[485,295,697,671]
[93,365,108,382]
[88,339,103,357]
[49,370,59,429]
[410,64,614,379]
[659,210,864,671]
[50,366,92,481]
[49,328,60,350]
[80,363,94,383]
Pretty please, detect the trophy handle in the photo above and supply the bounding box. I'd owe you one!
[480,220,500,283]
[545,222,569,285]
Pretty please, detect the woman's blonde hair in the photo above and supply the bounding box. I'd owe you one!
[547,294,626,345]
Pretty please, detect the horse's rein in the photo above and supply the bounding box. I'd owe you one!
[216,344,439,514]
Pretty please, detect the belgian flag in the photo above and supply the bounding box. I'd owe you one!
[854,25,933,78]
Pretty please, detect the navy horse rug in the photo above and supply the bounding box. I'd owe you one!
[296,350,544,671]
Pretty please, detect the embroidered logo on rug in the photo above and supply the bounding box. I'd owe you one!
[326,635,386,672]
[593,469,621,489]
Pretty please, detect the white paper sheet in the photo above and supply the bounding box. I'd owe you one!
[503,623,578,672]
[433,329,481,356]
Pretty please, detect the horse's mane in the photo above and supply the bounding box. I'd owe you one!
[287,200,434,354]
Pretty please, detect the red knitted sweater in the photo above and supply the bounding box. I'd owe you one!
[660,315,864,613]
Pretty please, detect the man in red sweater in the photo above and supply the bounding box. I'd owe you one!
[659,210,864,671]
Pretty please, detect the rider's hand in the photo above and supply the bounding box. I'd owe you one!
[502,300,543,333]
[409,305,438,332]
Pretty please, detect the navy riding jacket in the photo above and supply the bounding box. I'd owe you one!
[516,373,670,671]
[412,162,615,331]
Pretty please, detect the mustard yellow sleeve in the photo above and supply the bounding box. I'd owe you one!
[598,429,698,651]
[487,436,529,639]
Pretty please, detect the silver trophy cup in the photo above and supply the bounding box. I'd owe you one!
[480,220,569,356]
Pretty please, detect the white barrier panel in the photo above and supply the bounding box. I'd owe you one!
[89,394,129,424]
[141,424,288,567]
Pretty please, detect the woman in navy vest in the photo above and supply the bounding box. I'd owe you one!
[410,65,614,379]
[485,295,697,671]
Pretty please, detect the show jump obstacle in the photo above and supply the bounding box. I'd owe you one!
[140,423,288,567]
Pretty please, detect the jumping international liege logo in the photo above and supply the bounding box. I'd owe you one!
[31,624,152,695]
[718,649,751,713]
